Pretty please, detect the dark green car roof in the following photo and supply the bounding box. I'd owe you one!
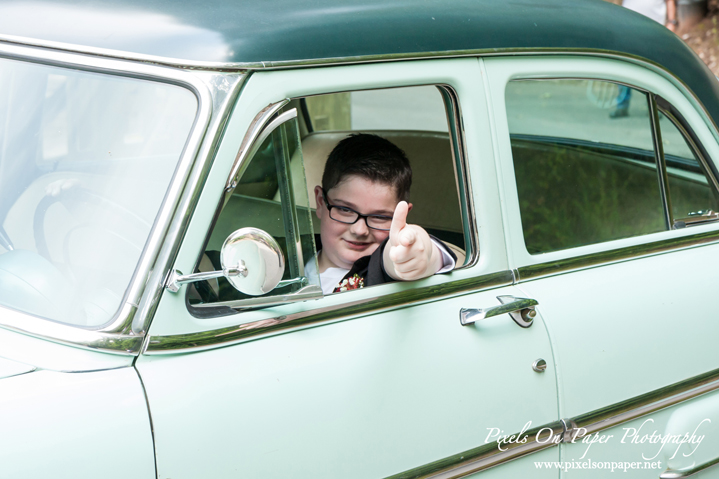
[1,0,719,128]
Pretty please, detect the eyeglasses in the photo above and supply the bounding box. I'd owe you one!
[321,188,393,231]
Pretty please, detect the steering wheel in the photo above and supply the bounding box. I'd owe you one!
[34,186,149,265]
[32,186,151,325]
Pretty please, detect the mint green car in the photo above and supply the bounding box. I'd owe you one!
[1,1,719,478]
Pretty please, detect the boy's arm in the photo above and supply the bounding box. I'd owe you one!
[382,201,448,281]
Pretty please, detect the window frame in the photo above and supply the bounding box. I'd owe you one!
[0,41,215,355]
[185,78,479,319]
[485,55,719,276]
[655,95,719,227]
[186,105,324,315]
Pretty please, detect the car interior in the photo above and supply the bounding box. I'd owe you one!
[0,61,196,326]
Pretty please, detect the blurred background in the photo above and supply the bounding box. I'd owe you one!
[607,0,719,75]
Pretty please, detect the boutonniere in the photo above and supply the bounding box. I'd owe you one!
[333,274,365,293]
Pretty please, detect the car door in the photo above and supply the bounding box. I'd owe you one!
[487,56,719,477]
[136,58,561,478]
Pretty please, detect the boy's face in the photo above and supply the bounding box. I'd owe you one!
[314,175,406,271]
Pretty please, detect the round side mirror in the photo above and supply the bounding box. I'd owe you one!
[221,228,285,296]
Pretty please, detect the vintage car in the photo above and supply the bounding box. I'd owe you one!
[1,0,719,477]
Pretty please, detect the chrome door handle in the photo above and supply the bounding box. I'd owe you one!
[460,295,538,328]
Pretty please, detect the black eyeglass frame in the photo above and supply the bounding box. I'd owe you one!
[321,188,393,231]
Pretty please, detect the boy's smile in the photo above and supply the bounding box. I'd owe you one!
[314,176,403,273]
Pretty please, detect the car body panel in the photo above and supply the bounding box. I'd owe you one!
[486,55,719,476]
[0,367,155,479]
[137,284,559,479]
[559,391,719,478]
[0,323,133,372]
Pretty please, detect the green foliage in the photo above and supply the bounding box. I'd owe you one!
[513,140,666,254]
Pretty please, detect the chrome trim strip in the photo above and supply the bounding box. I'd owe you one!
[225,100,290,192]
[438,85,479,268]
[0,42,243,354]
[517,228,719,281]
[0,34,247,71]
[649,94,674,230]
[194,284,323,311]
[657,98,719,195]
[146,270,513,353]
[385,421,565,479]
[256,109,298,149]
[131,71,245,338]
[660,456,719,479]
[0,306,143,355]
[1,37,714,144]
[385,366,719,479]
[571,367,719,438]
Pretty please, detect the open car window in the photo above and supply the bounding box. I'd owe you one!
[298,86,467,260]
[189,84,470,312]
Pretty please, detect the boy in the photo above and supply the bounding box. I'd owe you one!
[305,133,456,294]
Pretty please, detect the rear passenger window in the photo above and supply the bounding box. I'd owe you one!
[506,79,666,254]
[506,79,719,255]
[658,111,719,227]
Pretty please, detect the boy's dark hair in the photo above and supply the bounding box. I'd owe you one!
[322,133,412,201]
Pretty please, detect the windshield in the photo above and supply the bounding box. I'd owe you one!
[0,57,197,327]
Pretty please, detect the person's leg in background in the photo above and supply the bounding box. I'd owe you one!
[611,85,631,118]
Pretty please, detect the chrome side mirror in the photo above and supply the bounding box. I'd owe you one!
[167,227,285,296]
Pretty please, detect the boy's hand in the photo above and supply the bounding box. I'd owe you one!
[383,201,443,281]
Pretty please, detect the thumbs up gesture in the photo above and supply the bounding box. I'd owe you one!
[383,201,443,281]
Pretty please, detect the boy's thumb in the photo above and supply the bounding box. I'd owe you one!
[390,201,409,245]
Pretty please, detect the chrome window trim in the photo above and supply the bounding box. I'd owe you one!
[146,270,513,354]
[224,100,291,194]
[384,366,719,479]
[656,99,719,229]
[516,228,719,282]
[649,93,675,229]
[130,70,245,339]
[0,42,244,355]
[656,96,719,196]
[438,84,478,268]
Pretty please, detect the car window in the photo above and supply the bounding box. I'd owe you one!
[506,79,667,254]
[0,57,197,326]
[304,85,449,132]
[190,85,468,311]
[299,86,465,253]
[658,111,719,227]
